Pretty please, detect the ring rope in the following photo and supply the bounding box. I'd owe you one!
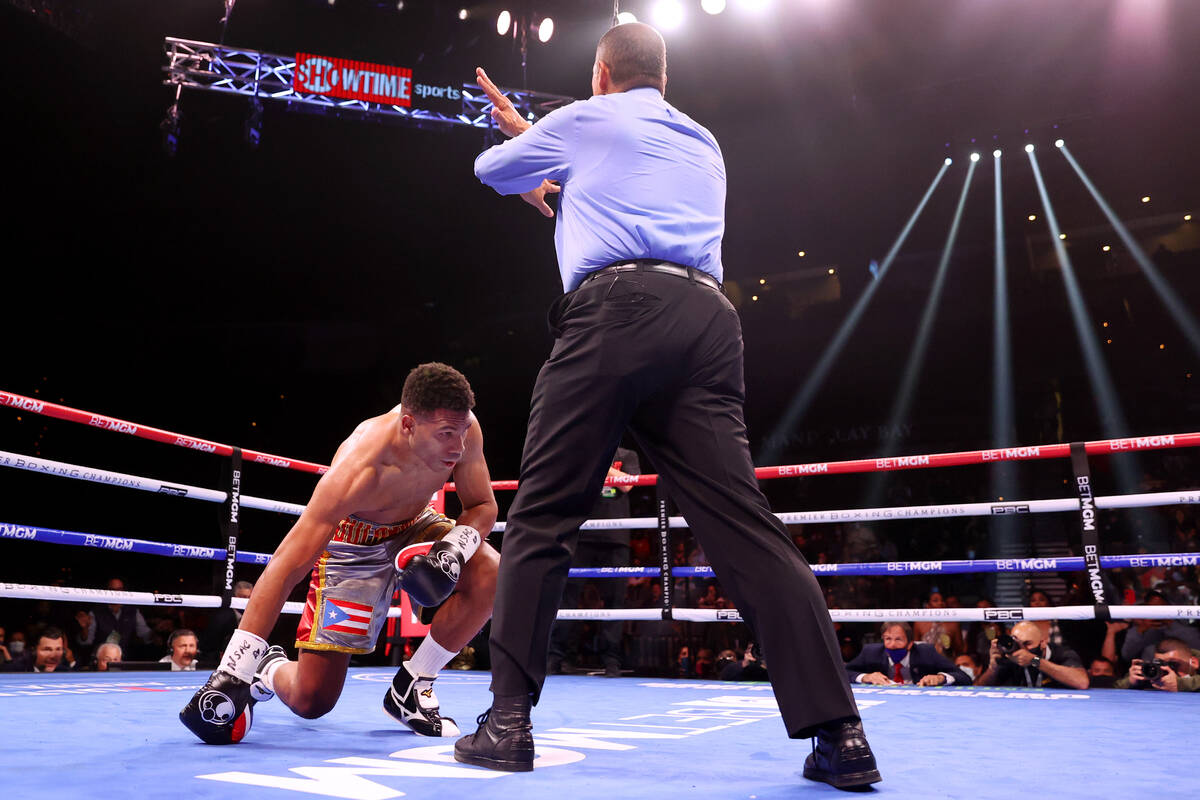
[0,450,306,516]
[0,390,329,475]
[3,449,1196,531]
[3,390,1196,490]
[5,521,1196,580]
[3,582,1196,624]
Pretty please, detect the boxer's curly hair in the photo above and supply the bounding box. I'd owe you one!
[401,362,475,414]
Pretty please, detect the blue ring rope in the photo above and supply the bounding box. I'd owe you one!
[6,522,1193,577]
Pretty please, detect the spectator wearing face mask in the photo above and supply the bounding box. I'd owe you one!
[1087,656,1118,689]
[5,630,27,663]
[844,622,971,686]
[954,652,982,685]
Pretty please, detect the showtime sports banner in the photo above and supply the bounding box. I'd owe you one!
[293,52,463,114]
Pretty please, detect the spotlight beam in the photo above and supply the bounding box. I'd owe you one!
[991,150,1018,499]
[1059,145,1200,361]
[863,160,977,507]
[1026,149,1135,468]
[758,159,952,464]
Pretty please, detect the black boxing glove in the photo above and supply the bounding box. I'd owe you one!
[395,525,481,608]
[179,630,267,745]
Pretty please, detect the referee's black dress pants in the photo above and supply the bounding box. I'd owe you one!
[489,267,859,737]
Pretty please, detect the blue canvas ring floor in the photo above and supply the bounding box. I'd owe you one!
[1,668,1194,799]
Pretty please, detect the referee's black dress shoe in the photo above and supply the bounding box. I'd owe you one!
[453,694,534,772]
[802,719,882,789]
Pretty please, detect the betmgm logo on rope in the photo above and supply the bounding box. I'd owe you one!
[294,52,462,115]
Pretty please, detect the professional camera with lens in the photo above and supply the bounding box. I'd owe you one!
[1141,658,1169,680]
[996,633,1019,656]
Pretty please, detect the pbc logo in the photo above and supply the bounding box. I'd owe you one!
[984,608,1024,621]
[154,593,184,604]
[715,610,743,622]
[991,504,1031,515]
[157,486,188,497]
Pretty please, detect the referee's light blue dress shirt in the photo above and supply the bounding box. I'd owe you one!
[473,86,726,292]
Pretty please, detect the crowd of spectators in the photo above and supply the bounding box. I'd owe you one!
[0,578,255,673]
[1,450,1195,692]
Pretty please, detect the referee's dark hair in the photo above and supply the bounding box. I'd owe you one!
[597,22,667,94]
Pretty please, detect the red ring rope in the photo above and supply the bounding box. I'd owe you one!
[4,389,1197,492]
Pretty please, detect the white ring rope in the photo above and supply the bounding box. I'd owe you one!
[0,450,305,515]
[3,448,1197,530]
[3,583,1197,624]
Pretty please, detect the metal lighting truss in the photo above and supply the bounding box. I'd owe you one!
[161,36,575,132]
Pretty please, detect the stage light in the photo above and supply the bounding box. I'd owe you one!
[1024,144,1034,153]
[538,17,554,42]
[1055,139,1065,148]
[396,1,404,10]
[798,250,806,257]
[1186,214,1193,221]
[1160,344,1166,350]
[1102,245,1111,252]
[458,8,468,21]
[944,157,952,166]
[1028,214,1037,221]
[1141,195,1150,203]
[828,268,836,275]
[993,149,1002,158]
[1059,233,1067,240]
[652,0,685,31]
[759,278,765,285]
[990,141,1016,506]
[497,10,511,35]
[752,295,759,301]
[617,11,638,24]
[1103,321,1109,327]
[702,0,727,14]
[970,152,980,163]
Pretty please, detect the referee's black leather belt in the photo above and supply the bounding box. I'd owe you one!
[583,260,723,293]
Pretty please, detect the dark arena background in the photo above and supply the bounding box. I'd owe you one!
[2,1,1199,798]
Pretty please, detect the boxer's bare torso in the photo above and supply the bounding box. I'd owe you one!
[239,404,495,639]
[328,405,480,525]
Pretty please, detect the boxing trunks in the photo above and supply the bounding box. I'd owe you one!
[295,507,455,654]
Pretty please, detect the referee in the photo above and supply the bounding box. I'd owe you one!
[456,22,880,789]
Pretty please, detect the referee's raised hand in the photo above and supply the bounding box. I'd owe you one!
[475,67,530,138]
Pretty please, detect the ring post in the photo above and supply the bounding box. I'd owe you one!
[656,482,674,621]
[1069,441,1111,621]
[217,446,242,606]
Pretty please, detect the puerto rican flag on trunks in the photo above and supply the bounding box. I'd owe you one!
[322,598,374,635]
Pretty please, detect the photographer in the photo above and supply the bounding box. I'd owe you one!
[1114,638,1200,693]
[977,621,1088,690]
[720,641,769,682]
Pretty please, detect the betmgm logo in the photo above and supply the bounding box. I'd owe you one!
[983,608,1025,621]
